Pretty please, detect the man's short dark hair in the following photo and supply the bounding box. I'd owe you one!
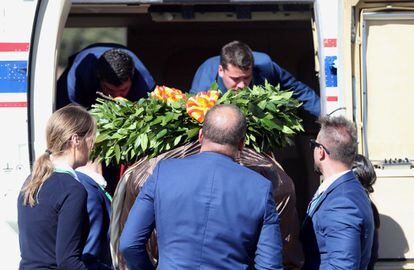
[220,41,254,71]
[318,115,357,167]
[203,104,247,150]
[97,49,134,86]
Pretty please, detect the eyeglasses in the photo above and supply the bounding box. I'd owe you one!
[309,139,331,155]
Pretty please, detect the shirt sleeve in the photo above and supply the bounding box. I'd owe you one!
[190,57,220,93]
[56,184,88,270]
[132,55,155,93]
[119,165,158,270]
[271,61,321,117]
[255,183,284,270]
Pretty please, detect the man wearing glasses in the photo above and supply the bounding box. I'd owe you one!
[301,116,374,270]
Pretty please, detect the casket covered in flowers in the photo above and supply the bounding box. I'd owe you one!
[90,82,305,269]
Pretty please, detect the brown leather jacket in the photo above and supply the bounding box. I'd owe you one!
[111,142,304,269]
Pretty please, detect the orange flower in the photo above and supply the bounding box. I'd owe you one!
[186,91,220,123]
[151,85,186,103]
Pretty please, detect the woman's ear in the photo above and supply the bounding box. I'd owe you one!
[70,134,80,147]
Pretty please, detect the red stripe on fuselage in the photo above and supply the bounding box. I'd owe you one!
[0,43,29,52]
[0,102,27,107]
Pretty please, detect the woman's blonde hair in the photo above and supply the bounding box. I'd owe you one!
[22,104,96,206]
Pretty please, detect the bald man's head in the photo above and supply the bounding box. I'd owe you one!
[202,104,247,151]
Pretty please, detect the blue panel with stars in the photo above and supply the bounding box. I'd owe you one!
[324,56,337,87]
[0,61,28,93]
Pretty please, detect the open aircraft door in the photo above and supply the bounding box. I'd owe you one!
[356,7,414,269]
[0,0,70,268]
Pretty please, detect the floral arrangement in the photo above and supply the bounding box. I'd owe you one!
[90,83,303,165]
[186,90,220,123]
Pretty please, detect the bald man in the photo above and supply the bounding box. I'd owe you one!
[120,104,283,270]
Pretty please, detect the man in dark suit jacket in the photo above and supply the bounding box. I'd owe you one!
[301,116,374,269]
[119,104,283,270]
[57,43,155,109]
[190,40,320,117]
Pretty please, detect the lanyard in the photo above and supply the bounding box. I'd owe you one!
[54,167,79,181]
[55,166,112,202]
[99,185,112,202]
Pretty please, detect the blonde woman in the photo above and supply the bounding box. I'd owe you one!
[18,105,96,270]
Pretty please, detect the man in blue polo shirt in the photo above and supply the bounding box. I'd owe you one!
[57,43,155,109]
[190,40,320,117]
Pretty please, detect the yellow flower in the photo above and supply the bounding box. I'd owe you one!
[151,85,186,103]
[186,91,220,123]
